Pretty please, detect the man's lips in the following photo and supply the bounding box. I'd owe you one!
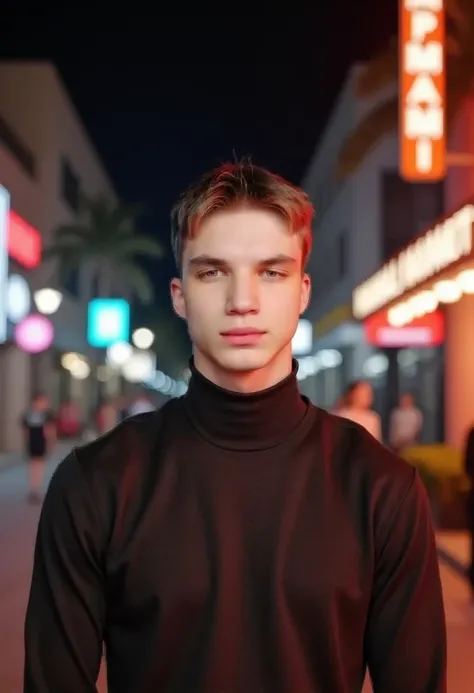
[220,328,266,336]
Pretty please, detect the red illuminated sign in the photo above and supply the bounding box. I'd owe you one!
[8,210,42,269]
[364,310,444,348]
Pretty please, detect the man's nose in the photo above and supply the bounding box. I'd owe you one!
[226,274,259,314]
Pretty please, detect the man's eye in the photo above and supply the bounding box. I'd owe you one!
[262,269,284,279]
[199,269,221,279]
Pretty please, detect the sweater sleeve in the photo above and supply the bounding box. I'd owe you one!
[366,468,447,692]
[23,449,107,692]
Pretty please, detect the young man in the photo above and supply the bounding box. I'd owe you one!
[24,163,446,692]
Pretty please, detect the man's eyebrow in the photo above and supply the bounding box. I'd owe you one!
[188,255,227,267]
[258,254,298,266]
[188,253,298,267]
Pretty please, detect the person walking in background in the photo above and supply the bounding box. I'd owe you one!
[389,393,423,453]
[336,380,382,441]
[56,399,81,439]
[331,393,346,414]
[96,399,119,435]
[463,424,474,601]
[21,393,56,504]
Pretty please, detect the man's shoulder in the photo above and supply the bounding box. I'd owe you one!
[310,405,416,494]
[71,399,180,480]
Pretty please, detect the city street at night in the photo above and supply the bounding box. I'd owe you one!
[1,456,473,693]
[0,1,473,690]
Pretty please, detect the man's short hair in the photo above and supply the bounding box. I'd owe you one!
[171,160,314,272]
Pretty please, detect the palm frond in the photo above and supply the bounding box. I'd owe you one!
[42,242,88,261]
[337,97,399,179]
[53,224,92,244]
[49,248,85,286]
[114,235,164,259]
[110,201,145,232]
[118,262,155,305]
[48,195,159,299]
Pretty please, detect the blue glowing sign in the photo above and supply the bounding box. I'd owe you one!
[87,298,130,348]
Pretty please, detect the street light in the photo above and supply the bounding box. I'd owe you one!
[106,341,133,367]
[132,327,155,350]
[70,359,91,380]
[121,350,155,383]
[34,287,63,315]
[6,274,31,323]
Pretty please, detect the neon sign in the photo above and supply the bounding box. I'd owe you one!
[400,0,446,181]
[353,204,474,319]
[8,210,42,269]
[14,314,54,353]
[364,309,444,348]
[87,298,130,348]
[0,185,11,344]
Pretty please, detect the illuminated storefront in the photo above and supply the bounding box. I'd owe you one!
[0,190,46,452]
[353,201,474,447]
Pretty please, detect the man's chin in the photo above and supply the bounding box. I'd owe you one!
[216,348,270,372]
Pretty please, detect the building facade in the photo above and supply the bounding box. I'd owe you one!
[300,65,444,439]
[0,61,120,452]
[352,97,474,450]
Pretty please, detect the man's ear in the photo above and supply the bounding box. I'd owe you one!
[300,273,311,314]
[170,277,186,320]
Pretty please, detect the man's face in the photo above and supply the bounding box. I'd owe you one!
[170,207,310,378]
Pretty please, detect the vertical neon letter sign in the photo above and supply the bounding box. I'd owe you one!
[400,0,446,181]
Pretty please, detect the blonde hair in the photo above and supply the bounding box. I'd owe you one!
[171,160,313,272]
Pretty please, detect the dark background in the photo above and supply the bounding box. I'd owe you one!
[0,2,398,373]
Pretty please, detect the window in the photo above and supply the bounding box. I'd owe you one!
[337,232,347,279]
[61,158,81,212]
[381,171,444,260]
[311,232,348,299]
[0,113,36,177]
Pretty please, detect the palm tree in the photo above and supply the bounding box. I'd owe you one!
[337,0,474,180]
[43,196,163,304]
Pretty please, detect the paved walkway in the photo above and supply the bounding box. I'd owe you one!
[1,456,474,693]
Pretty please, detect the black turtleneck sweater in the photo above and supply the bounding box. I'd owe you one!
[24,363,446,692]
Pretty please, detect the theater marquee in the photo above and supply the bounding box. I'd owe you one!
[353,204,474,320]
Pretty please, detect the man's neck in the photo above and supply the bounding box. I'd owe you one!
[193,349,293,394]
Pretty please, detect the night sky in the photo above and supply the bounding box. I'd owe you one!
[0,3,398,374]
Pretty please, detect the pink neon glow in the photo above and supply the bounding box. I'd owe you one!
[14,314,54,353]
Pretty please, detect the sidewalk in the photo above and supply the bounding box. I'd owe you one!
[0,451,23,470]
[437,531,470,577]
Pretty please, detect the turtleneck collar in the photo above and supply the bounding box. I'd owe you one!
[182,359,309,451]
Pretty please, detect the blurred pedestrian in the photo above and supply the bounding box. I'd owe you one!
[389,393,423,453]
[463,423,474,601]
[21,393,56,503]
[336,380,382,441]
